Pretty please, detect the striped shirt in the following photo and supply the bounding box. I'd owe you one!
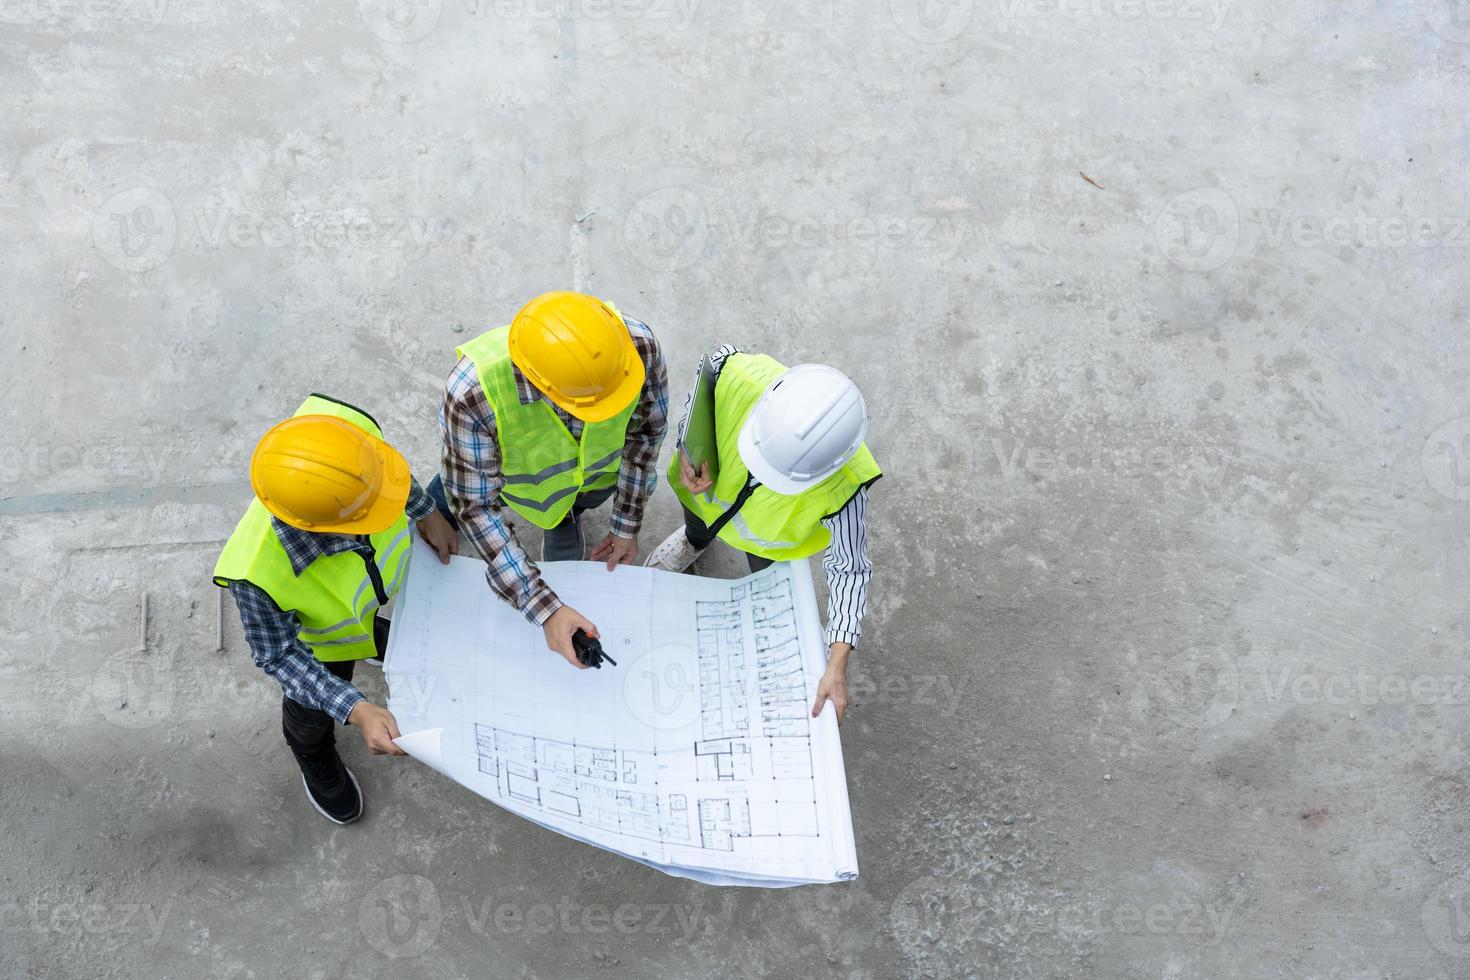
[678,346,873,648]
[439,315,669,626]
[227,478,437,723]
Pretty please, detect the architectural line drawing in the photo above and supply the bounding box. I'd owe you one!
[385,536,858,886]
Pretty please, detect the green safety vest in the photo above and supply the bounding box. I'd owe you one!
[457,316,638,530]
[670,353,881,561]
[211,394,413,663]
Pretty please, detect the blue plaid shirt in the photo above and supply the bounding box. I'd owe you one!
[228,478,436,723]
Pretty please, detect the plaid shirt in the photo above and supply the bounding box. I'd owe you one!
[440,314,669,626]
[228,478,436,723]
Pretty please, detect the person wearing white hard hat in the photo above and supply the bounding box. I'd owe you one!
[645,346,881,723]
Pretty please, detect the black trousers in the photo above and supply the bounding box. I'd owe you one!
[281,617,388,752]
[681,504,773,573]
[283,660,354,751]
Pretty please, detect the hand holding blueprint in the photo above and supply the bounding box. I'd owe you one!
[384,536,859,887]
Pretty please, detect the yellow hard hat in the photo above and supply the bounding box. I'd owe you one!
[508,291,645,422]
[249,414,412,534]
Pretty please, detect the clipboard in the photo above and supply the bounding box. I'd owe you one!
[678,353,719,483]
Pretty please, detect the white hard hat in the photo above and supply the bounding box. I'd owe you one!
[737,364,869,495]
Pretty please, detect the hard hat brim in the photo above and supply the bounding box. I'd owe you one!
[737,419,832,495]
[547,351,646,423]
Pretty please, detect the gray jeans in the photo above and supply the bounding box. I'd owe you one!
[543,483,617,562]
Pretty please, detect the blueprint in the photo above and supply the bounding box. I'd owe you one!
[384,535,858,887]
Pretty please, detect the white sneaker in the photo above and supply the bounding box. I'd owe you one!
[644,527,704,572]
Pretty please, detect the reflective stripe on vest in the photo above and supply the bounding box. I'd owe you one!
[211,394,413,662]
[457,319,638,530]
[670,353,881,562]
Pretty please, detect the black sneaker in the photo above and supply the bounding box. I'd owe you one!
[292,743,364,825]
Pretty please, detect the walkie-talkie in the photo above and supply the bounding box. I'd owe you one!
[572,628,617,669]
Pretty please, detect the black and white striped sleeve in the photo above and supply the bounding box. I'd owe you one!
[820,488,872,647]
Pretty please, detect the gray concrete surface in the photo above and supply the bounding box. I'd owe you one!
[2,0,1469,977]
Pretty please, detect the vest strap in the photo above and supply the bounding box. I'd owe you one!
[359,544,390,607]
[706,477,760,540]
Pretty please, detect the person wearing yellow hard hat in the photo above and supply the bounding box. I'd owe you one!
[213,394,459,825]
[432,291,668,668]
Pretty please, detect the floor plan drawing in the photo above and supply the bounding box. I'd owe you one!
[384,535,858,887]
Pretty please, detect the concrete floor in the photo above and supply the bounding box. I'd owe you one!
[2,1,1469,977]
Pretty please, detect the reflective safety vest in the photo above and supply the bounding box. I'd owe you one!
[457,315,638,530]
[669,353,881,561]
[212,394,413,663]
